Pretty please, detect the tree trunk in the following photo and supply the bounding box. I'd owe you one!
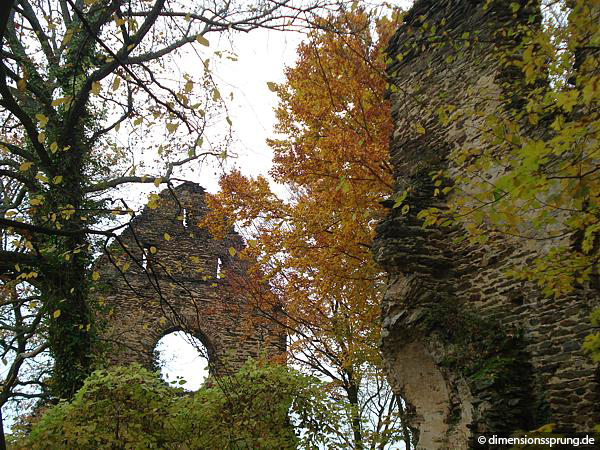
[0,407,6,450]
[41,129,95,399]
[346,381,363,449]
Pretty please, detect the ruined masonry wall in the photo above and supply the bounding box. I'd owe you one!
[93,182,285,374]
[373,1,600,448]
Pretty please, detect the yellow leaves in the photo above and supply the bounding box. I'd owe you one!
[61,205,76,220]
[196,35,210,46]
[36,114,49,127]
[184,79,194,93]
[212,89,221,101]
[51,97,66,107]
[17,78,27,92]
[37,132,46,143]
[53,310,61,319]
[229,247,236,257]
[50,142,59,153]
[393,190,408,209]
[92,271,100,281]
[582,76,599,107]
[581,223,600,255]
[91,81,101,95]
[30,195,44,206]
[112,76,121,91]
[414,123,425,134]
[53,175,63,185]
[19,161,33,171]
[153,177,162,187]
[582,330,600,363]
[149,246,157,254]
[166,122,179,133]
[147,193,160,209]
[164,233,171,241]
[528,113,539,125]
[266,82,278,92]
[35,173,48,183]
[15,269,39,281]
[555,90,579,113]
[62,28,74,46]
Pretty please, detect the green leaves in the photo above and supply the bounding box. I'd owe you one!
[20,362,341,450]
[392,190,408,209]
[428,0,600,303]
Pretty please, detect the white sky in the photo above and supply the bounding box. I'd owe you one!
[201,28,306,192]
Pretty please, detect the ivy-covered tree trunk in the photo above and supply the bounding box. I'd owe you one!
[43,254,93,399]
[37,129,95,398]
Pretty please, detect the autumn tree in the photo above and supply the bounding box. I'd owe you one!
[203,8,411,448]
[0,0,347,420]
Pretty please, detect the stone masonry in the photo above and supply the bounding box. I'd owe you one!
[93,182,285,374]
[373,0,600,448]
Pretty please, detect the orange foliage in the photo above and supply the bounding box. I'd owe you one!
[202,9,400,378]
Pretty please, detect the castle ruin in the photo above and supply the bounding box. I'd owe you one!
[93,182,285,374]
[373,0,600,447]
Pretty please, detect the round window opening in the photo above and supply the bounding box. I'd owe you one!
[154,331,210,390]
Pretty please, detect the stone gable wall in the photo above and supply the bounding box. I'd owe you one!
[373,1,599,448]
[93,182,285,374]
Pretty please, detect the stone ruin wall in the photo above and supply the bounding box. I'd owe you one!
[373,0,600,448]
[92,182,285,374]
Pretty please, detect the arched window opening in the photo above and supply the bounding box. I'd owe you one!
[154,331,209,390]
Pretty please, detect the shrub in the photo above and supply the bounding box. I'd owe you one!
[17,360,342,449]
